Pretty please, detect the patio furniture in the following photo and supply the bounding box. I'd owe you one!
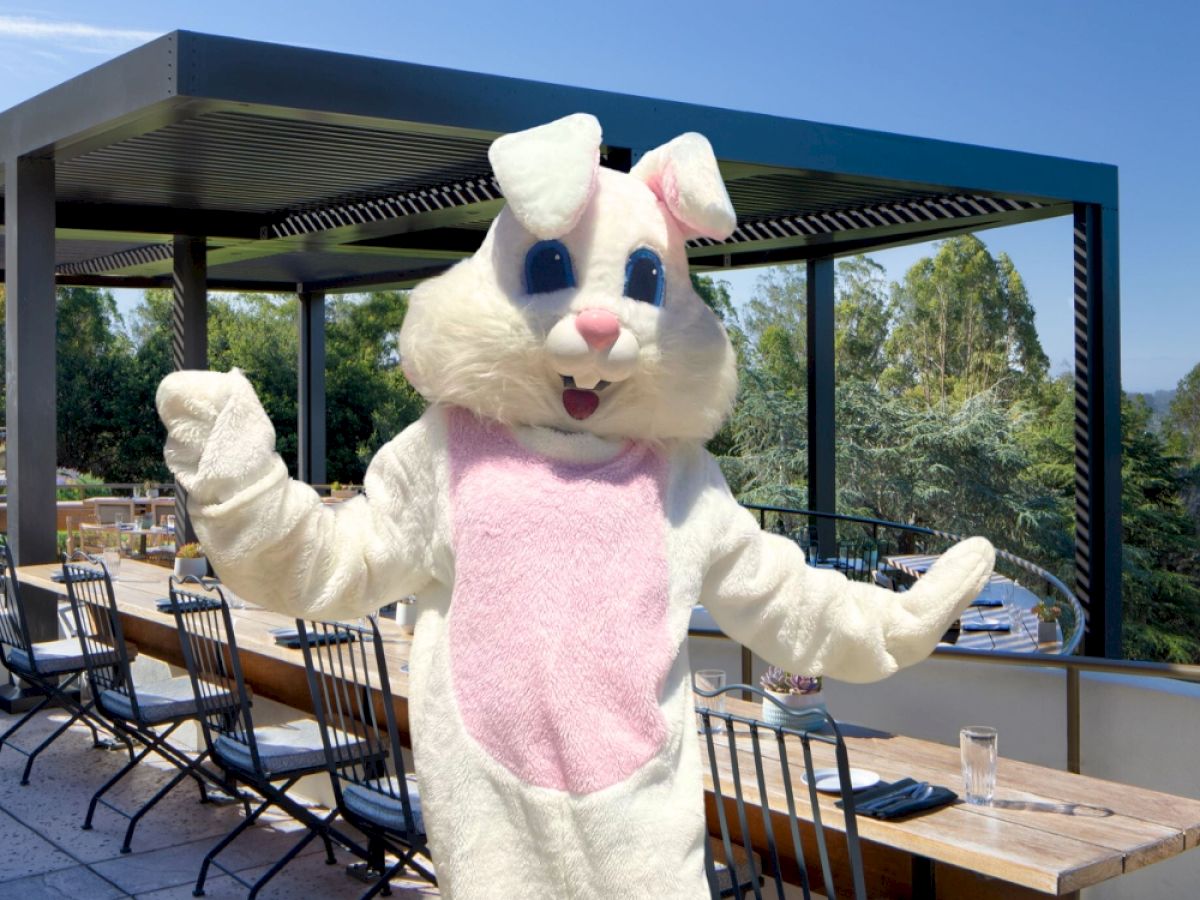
[16,559,1200,897]
[61,554,224,853]
[696,683,867,900]
[87,498,136,525]
[148,497,176,526]
[0,534,123,785]
[167,575,368,898]
[297,617,436,898]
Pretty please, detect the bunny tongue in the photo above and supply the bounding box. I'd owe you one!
[562,389,600,420]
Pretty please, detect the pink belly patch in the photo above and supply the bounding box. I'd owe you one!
[446,408,671,794]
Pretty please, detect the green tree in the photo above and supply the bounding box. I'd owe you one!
[835,256,890,385]
[883,236,1048,405]
[1164,362,1200,465]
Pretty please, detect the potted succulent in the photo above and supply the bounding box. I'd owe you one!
[1032,600,1062,643]
[174,542,208,579]
[759,667,825,726]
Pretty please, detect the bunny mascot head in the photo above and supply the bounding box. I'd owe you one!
[157,114,993,898]
[400,113,738,442]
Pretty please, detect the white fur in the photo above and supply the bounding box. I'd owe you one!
[487,113,601,240]
[156,115,996,900]
[631,132,736,241]
[400,167,738,441]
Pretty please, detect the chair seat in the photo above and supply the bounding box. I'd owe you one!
[343,775,426,835]
[100,676,226,725]
[7,637,131,676]
[214,718,368,777]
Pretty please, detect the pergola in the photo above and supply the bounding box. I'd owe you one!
[0,32,1120,656]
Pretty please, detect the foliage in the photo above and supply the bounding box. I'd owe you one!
[4,236,1200,665]
[1164,362,1200,465]
[883,235,1047,405]
[759,667,822,694]
[175,542,204,559]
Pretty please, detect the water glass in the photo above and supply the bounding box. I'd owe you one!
[102,548,122,581]
[960,726,998,805]
[694,669,727,734]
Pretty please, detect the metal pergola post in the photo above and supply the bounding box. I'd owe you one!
[806,257,837,559]
[4,156,58,572]
[172,235,207,546]
[297,288,327,486]
[1074,204,1123,658]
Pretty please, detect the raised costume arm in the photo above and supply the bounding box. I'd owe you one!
[696,460,993,684]
[156,369,439,621]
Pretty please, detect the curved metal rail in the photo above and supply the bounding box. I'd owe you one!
[741,503,1084,656]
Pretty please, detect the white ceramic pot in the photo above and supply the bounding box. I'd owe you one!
[761,689,826,727]
[174,556,207,580]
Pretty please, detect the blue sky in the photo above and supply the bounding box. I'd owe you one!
[1,1,1196,392]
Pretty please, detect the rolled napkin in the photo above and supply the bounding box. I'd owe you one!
[837,777,957,820]
[268,627,357,650]
[156,596,223,614]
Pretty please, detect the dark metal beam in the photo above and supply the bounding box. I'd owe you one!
[4,156,58,569]
[172,235,207,547]
[297,290,326,486]
[1074,203,1122,658]
[806,257,837,560]
[0,34,178,163]
[170,31,1116,205]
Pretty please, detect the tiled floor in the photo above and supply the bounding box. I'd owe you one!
[0,707,438,898]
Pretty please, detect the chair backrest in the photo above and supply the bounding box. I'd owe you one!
[149,498,175,526]
[168,576,259,767]
[297,617,420,837]
[61,552,139,715]
[695,683,866,900]
[0,533,33,660]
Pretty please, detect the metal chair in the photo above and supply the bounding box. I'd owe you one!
[168,576,369,898]
[0,533,123,785]
[61,553,224,853]
[695,683,866,900]
[87,498,136,525]
[297,617,436,898]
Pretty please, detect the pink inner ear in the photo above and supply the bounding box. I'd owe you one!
[640,159,712,242]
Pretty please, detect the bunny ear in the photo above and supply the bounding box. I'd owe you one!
[488,113,602,239]
[631,133,736,241]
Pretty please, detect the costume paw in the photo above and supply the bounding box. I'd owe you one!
[904,536,995,623]
[156,368,277,505]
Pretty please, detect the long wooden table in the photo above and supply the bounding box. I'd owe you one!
[17,560,1200,898]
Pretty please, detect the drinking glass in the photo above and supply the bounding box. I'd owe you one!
[102,548,122,581]
[960,726,998,805]
[694,669,727,734]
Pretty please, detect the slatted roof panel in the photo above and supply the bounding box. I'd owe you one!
[54,110,495,215]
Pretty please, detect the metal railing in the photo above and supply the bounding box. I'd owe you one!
[742,503,1085,656]
[728,504,1200,776]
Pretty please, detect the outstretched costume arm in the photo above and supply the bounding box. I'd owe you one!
[696,460,993,684]
[157,369,439,621]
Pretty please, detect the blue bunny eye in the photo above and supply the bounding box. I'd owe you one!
[525,240,575,294]
[624,248,664,306]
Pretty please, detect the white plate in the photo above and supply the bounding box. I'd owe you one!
[801,767,880,793]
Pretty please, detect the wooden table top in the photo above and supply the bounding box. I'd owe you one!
[19,559,1200,897]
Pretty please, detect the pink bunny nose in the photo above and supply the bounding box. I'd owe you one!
[575,308,621,351]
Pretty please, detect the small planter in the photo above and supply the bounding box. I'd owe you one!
[1037,620,1060,643]
[761,689,826,727]
[331,488,359,500]
[174,556,208,580]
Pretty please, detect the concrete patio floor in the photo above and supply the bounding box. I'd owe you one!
[0,706,438,898]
